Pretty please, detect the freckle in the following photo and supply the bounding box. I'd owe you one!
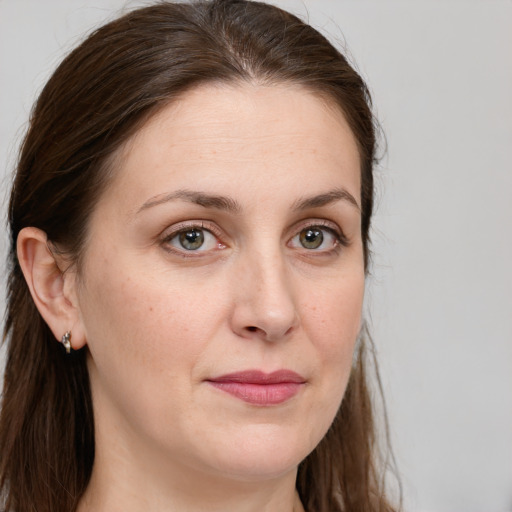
[149,307,153,312]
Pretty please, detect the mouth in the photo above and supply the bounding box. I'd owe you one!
[206,370,306,406]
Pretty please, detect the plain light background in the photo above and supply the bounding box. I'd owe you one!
[1,1,511,511]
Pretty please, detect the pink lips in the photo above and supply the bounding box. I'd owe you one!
[206,370,306,406]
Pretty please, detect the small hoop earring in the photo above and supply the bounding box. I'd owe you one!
[61,331,72,354]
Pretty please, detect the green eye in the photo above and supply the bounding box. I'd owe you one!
[299,228,324,249]
[164,225,224,255]
[178,229,205,250]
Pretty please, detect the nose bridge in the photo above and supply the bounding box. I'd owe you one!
[231,242,299,341]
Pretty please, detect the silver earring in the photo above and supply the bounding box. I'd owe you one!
[61,331,72,354]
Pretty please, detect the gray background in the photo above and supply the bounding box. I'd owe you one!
[1,1,511,511]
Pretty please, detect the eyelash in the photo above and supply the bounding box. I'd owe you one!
[160,219,348,258]
[292,220,349,252]
[160,221,224,258]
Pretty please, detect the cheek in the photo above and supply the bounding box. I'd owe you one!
[77,258,231,448]
[77,257,218,397]
[81,271,158,361]
[303,271,364,354]
[300,271,365,421]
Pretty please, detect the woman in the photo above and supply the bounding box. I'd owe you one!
[0,1,398,511]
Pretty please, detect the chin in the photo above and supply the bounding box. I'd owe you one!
[197,423,319,482]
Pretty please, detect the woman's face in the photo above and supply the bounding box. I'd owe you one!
[75,83,364,483]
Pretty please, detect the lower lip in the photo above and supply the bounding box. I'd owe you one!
[208,381,303,406]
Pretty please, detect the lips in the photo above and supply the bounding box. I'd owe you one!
[206,370,306,406]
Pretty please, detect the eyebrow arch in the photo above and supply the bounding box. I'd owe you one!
[138,189,242,214]
[292,188,360,212]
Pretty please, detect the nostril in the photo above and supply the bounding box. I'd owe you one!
[247,326,258,332]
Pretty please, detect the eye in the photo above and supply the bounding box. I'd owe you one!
[178,229,205,250]
[289,225,342,251]
[165,226,221,252]
[299,227,325,249]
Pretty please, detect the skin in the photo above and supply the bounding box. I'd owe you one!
[19,83,364,512]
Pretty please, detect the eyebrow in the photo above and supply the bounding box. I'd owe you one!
[137,187,359,215]
[292,188,360,212]
[138,189,242,213]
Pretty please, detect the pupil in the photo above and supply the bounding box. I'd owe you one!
[179,229,204,250]
[300,228,323,249]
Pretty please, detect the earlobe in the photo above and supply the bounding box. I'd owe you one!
[16,227,87,351]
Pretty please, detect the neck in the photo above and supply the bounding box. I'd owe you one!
[79,463,302,512]
[78,421,303,512]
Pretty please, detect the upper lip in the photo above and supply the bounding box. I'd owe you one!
[207,370,306,384]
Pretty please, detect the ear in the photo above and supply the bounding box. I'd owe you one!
[17,227,87,351]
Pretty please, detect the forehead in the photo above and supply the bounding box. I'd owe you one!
[102,82,361,213]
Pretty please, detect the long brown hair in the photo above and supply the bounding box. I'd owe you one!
[1,1,399,511]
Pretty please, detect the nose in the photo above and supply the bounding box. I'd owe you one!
[230,250,299,342]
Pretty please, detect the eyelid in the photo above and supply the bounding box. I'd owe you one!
[290,219,349,246]
[160,220,226,257]
[161,220,223,240]
[158,218,349,259]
